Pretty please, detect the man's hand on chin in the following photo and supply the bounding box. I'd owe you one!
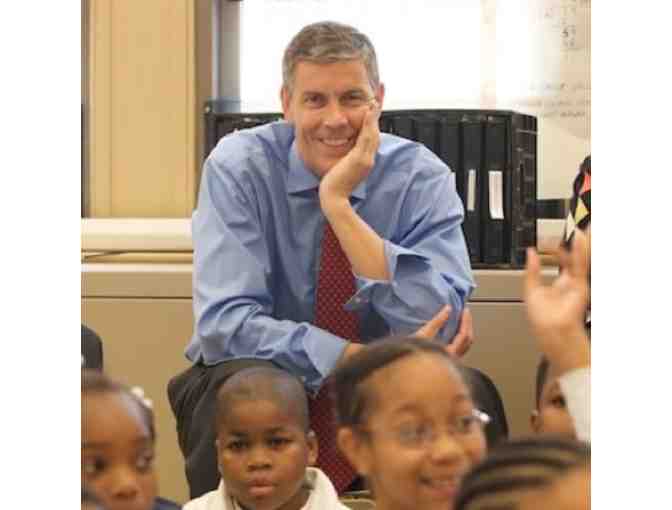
[319,100,381,210]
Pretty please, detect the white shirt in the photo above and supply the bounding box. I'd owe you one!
[558,367,591,442]
[183,467,349,510]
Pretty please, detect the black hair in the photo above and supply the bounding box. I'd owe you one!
[534,356,550,408]
[82,486,107,509]
[215,366,310,433]
[454,436,590,510]
[332,336,462,427]
[535,328,591,409]
[81,369,155,440]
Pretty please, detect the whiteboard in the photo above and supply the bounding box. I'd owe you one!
[487,0,591,198]
[239,0,591,199]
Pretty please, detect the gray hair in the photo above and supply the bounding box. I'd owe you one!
[282,21,380,95]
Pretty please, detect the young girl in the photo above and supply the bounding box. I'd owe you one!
[332,337,489,510]
[82,370,180,510]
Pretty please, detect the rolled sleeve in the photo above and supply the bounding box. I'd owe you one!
[346,241,473,342]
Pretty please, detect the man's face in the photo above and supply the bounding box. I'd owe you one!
[281,59,384,178]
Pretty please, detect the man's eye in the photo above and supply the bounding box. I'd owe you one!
[83,457,107,477]
[304,95,324,107]
[341,94,367,106]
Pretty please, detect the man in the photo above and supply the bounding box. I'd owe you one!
[169,21,476,498]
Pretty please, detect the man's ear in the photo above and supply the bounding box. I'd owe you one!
[374,82,385,110]
[337,427,372,477]
[530,410,541,434]
[280,86,293,121]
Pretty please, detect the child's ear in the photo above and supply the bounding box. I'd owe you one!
[337,427,372,477]
[306,430,319,466]
[215,438,223,475]
[530,410,541,434]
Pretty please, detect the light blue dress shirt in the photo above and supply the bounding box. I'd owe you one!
[186,121,475,393]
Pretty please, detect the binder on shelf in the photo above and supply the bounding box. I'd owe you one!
[439,117,460,178]
[390,116,414,141]
[508,114,538,266]
[481,116,507,265]
[414,116,439,156]
[460,115,483,264]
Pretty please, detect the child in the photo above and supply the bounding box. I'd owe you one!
[183,366,349,510]
[454,436,590,510]
[332,337,489,510]
[525,230,591,442]
[530,356,577,438]
[81,370,180,510]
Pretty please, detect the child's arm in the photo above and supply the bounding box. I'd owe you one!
[525,229,590,441]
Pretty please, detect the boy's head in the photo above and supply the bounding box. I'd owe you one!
[530,357,576,438]
[214,366,318,510]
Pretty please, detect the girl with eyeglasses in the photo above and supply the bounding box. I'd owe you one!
[332,337,490,510]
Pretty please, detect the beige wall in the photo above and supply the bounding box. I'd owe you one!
[83,295,193,503]
[86,0,211,217]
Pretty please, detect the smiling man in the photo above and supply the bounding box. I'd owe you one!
[168,21,476,499]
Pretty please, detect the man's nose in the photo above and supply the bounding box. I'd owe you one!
[322,100,348,128]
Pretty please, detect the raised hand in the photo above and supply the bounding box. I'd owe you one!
[524,229,590,372]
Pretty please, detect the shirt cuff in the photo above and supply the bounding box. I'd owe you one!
[345,241,429,311]
[302,328,349,394]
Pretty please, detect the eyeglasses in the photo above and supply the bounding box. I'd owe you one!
[359,409,491,450]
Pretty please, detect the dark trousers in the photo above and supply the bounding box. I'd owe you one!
[167,359,275,499]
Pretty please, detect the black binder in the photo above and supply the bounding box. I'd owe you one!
[482,116,507,265]
[439,117,460,177]
[414,115,439,155]
[390,115,414,140]
[460,115,484,264]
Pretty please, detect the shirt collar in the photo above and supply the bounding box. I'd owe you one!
[287,139,367,200]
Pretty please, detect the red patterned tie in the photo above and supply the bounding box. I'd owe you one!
[310,222,360,493]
